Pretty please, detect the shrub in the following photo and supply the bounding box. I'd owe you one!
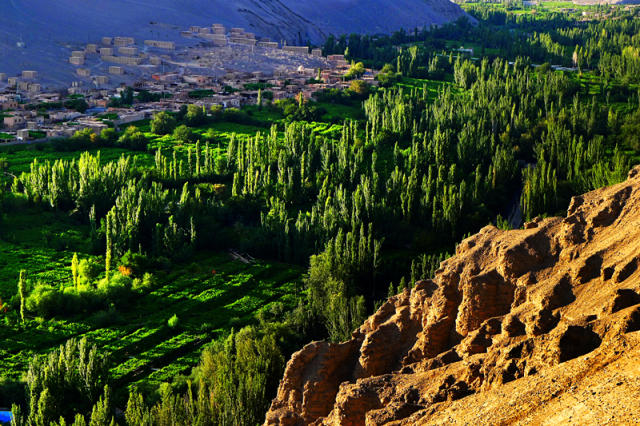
[100,128,117,145]
[117,126,147,150]
[344,61,365,80]
[78,259,101,286]
[25,284,103,318]
[185,104,207,126]
[151,111,177,135]
[168,314,180,329]
[119,250,153,277]
[172,125,194,143]
[349,80,371,98]
[26,284,63,317]
[97,273,133,307]
[132,273,157,292]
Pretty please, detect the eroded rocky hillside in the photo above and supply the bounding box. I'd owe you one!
[266,166,640,425]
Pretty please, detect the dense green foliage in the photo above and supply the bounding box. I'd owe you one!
[2,3,640,424]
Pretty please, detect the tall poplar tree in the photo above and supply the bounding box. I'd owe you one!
[18,270,26,323]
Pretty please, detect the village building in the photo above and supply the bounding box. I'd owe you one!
[258,41,278,49]
[76,117,109,133]
[108,66,125,75]
[103,55,143,65]
[33,93,61,103]
[28,84,41,94]
[0,97,18,110]
[4,114,26,129]
[113,37,135,47]
[144,40,175,50]
[94,76,109,86]
[183,75,211,85]
[112,110,146,128]
[118,46,139,56]
[282,46,310,55]
[16,129,31,140]
[70,56,85,66]
[22,70,38,79]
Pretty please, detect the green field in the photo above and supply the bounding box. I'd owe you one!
[0,111,349,403]
[0,202,302,395]
[0,146,153,174]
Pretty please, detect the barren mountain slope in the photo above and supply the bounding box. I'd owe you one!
[266,166,640,425]
[0,0,469,85]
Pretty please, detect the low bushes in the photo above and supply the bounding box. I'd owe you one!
[25,272,139,318]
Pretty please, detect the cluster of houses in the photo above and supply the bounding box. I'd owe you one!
[0,22,380,143]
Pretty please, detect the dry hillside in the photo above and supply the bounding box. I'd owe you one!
[266,166,640,425]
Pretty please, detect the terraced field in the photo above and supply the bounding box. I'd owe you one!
[0,115,337,400]
[0,204,302,393]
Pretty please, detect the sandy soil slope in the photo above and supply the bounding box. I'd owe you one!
[267,166,640,425]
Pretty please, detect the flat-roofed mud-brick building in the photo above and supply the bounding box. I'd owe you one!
[94,75,109,85]
[258,41,279,49]
[103,56,143,66]
[283,46,310,55]
[69,56,85,66]
[22,70,38,79]
[108,66,124,75]
[114,37,135,47]
[118,46,139,56]
[144,40,175,50]
[230,37,256,46]
[202,34,228,46]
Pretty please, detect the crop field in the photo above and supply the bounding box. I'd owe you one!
[0,100,380,399]
[0,146,154,175]
[0,128,304,397]
[395,76,458,101]
[0,202,302,392]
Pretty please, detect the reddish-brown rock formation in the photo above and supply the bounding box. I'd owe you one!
[266,166,640,425]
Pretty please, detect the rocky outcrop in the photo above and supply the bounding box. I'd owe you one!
[266,166,640,425]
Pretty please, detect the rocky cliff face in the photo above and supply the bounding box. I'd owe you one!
[266,166,640,425]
